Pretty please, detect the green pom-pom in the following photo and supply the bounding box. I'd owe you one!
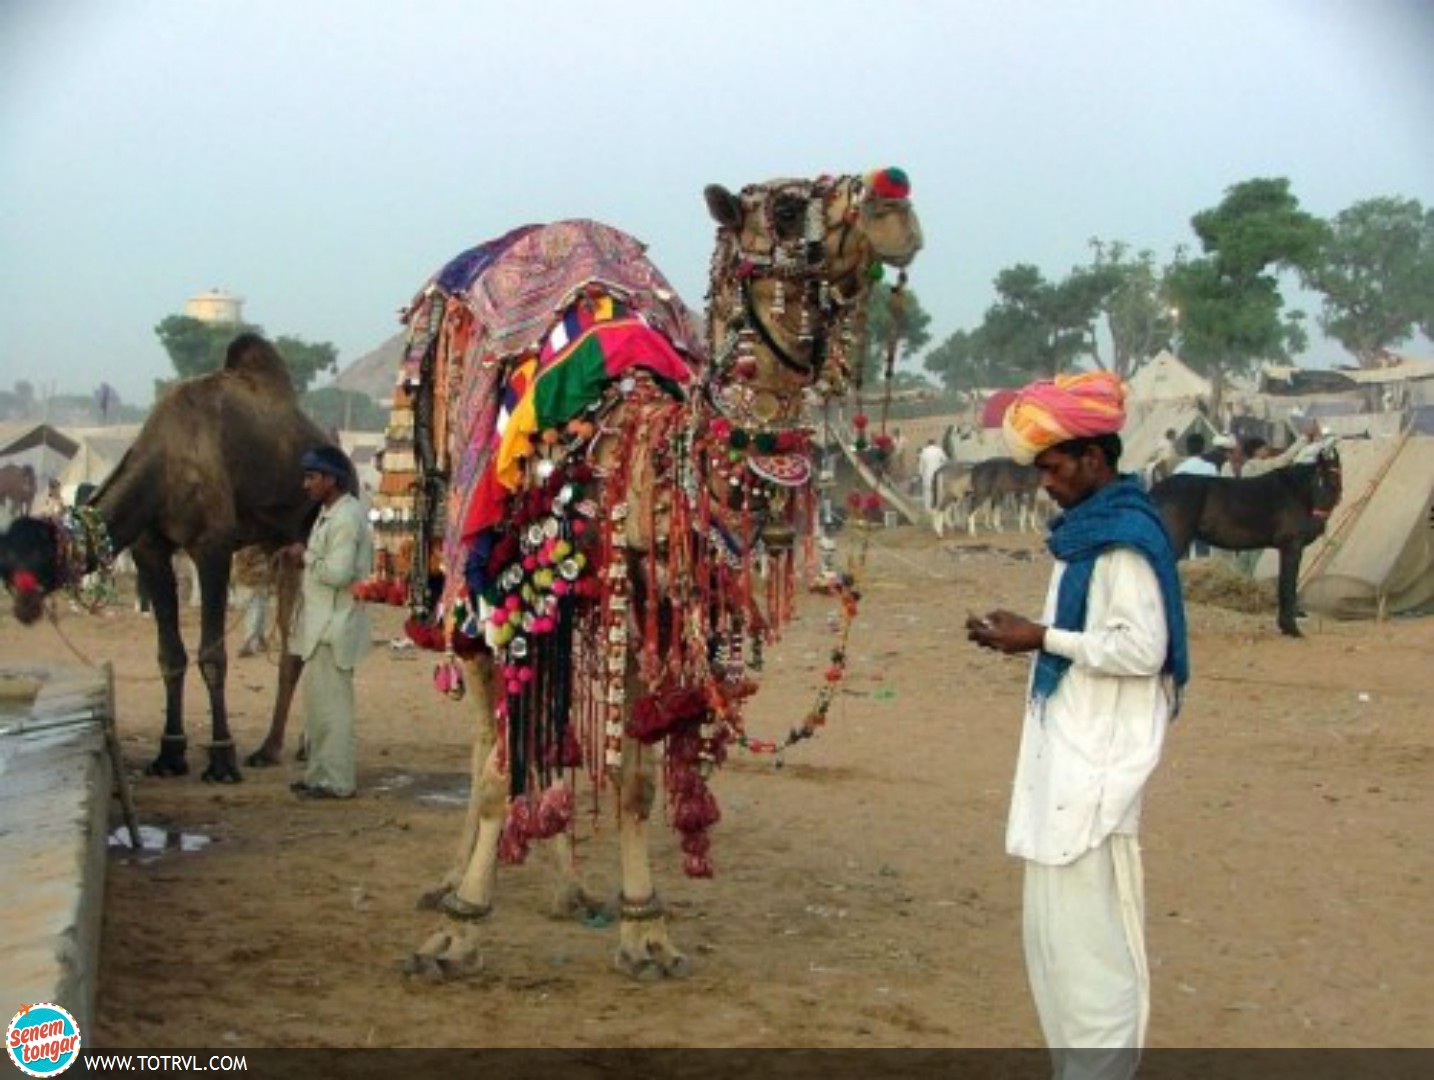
[866,261,885,282]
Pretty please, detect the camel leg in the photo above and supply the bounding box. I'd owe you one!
[245,654,304,767]
[135,540,190,777]
[1276,544,1303,637]
[614,736,689,980]
[191,548,241,782]
[408,655,498,981]
[247,558,304,767]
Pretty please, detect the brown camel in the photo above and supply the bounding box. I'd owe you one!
[393,169,923,980]
[0,334,334,781]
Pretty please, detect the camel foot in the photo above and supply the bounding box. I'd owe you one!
[1278,621,1303,638]
[201,742,243,784]
[145,737,188,778]
[614,894,689,980]
[614,937,691,981]
[244,744,283,768]
[403,929,483,983]
[550,882,612,922]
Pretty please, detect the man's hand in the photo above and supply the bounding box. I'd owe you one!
[966,609,1046,655]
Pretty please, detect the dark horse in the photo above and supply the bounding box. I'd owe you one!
[0,335,333,781]
[0,463,37,517]
[1150,444,1343,637]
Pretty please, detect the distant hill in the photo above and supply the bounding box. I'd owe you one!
[333,332,405,405]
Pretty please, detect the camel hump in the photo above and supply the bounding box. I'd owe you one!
[224,333,296,395]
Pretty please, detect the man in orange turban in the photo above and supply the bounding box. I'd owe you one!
[968,368,1188,1072]
[1001,371,1128,465]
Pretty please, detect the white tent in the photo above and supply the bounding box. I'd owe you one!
[1122,402,1218,472]
[1126,350,1211,404]
[1260,434,1434,619]
[57,426,142,496]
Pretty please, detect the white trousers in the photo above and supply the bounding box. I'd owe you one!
[1023,834,1149,1080]
[302,643,357,795]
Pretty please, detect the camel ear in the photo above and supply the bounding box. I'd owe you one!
[704,185,743,230]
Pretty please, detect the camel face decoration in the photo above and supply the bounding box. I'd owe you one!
[375,169,921,980]
[0,335,331,781]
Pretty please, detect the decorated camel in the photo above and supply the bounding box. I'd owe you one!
[0,334,334,781]
[374,169,922,980]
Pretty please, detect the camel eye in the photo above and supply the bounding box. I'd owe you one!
[771,194,805,239]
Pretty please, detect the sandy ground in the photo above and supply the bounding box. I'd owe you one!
[3,525,1429,1049]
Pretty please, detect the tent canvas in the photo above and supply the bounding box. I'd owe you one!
[1121,402,1217,471]
[1258,435,1434,619]
[57,431,140,494]
[1126,350,1211,403]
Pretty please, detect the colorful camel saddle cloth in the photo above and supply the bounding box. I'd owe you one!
[379,220,705,628]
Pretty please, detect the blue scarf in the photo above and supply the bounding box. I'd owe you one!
[1033,475,1189,715]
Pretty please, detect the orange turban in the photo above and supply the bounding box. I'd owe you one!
[1001,371,1127,465]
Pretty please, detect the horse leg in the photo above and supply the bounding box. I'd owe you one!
[135,541,190,777]
[409,654,499,980]
[614,734,688,980]
[246,559,304,768]
[194,548,241,782]
[1276,543,1303,637]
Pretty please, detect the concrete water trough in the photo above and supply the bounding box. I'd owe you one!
[0,663,118,1036]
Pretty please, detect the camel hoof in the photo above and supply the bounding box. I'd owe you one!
[244,746,283,768]
[1279,623,1303,638]
[614,947,689,982]
[403,930,482,983]
[201,745,243,784]
[614,942,691,981]
[145,753,189,778]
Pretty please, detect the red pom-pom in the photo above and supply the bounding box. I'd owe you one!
[12,570,40,594]
[852,413,869,430]
[868,167,910,200]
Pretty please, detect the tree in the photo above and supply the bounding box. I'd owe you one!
[1306,196,1434,366]
[155,315,258,381]
[975,263,1108,378]
[1166,178,1326,384]
[1084,240,1176,378]
[272,336,339,393]
[923,326,1029,392]
[858,283,932,386]
[154,316,338,393]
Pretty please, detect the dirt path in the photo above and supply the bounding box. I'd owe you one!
[4,526,1427,1048]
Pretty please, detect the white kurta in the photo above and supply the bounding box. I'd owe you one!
[1007,546,1174,1068]
[1007,547,1172,865]
[292,492,374,796]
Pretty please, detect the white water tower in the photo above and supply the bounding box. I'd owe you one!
[184,287,245,325]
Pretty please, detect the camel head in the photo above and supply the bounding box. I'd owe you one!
[0,517,62,625]
[702,168,922,412]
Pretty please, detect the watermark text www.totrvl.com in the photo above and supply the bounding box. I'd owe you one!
[82,1056,249,1073]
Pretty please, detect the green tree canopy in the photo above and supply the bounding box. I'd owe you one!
[154,316,339,394]
[1305,196,1434,366]
[1084,240,1176,378]
[1168,178,1325,380]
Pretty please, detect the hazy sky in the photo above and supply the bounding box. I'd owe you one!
[2,0,1431,406]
